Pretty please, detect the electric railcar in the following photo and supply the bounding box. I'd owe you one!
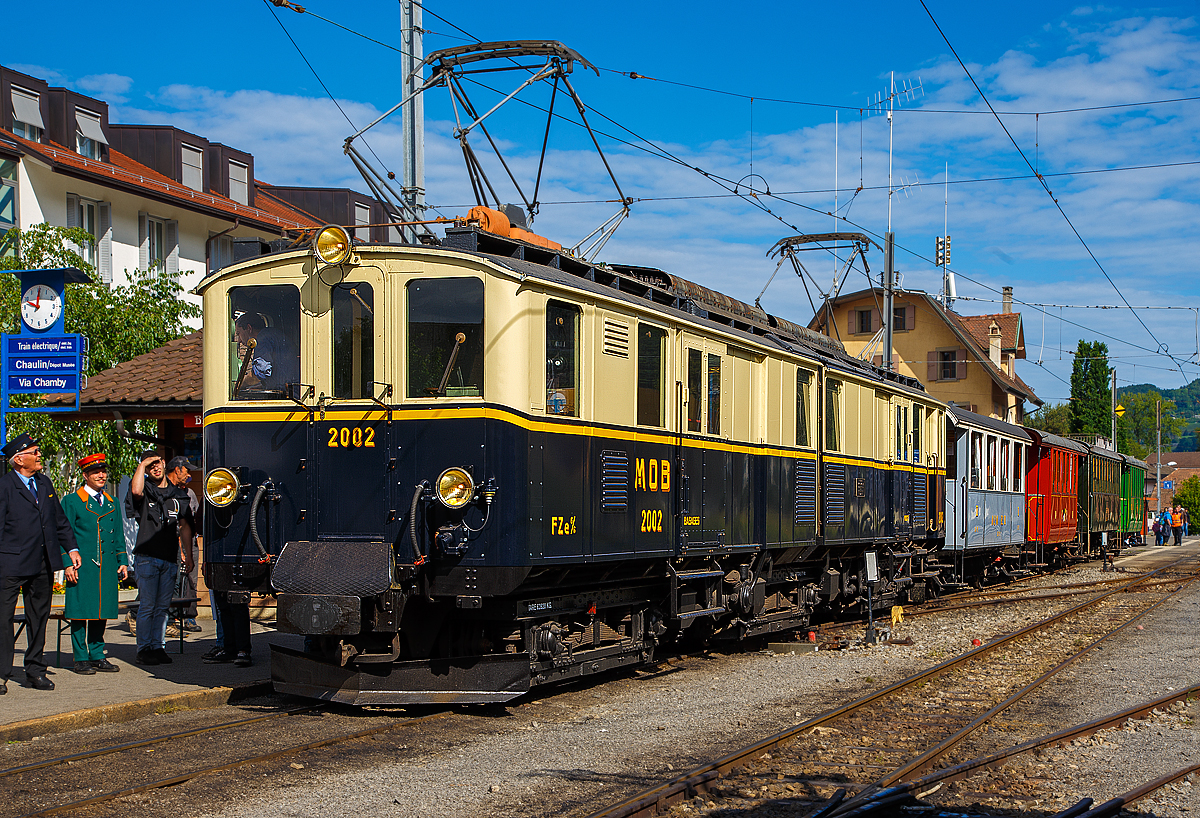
[199,221,952,704]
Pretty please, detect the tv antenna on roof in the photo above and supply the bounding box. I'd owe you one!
[344,39,633,259]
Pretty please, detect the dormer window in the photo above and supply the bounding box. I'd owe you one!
[75,108,108,160]
[10,87,44,142]
[228,160,248,204]
[182,144,204,191]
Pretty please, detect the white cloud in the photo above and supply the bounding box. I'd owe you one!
[76,73,133,103]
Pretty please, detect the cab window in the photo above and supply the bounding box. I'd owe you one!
[332,282,374,399]
[796,368,813,447]
[825,378,842,452]
[407,278,483,398]
[229,284,300,400]
[707,353,721,435]
[686,349,702,432]
[912,406,922,463]
[546,301,580,416]
[636,324,666,427]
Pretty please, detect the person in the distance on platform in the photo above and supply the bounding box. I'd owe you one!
[1172,504,1185,546]
[0,434,80,693]
[126,451,195,666]
[61,453,128,675]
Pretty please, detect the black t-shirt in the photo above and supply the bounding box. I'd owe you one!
[125,480,194,562]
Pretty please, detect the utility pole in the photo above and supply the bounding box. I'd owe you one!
[1156,399,1162,515]
[400,0,426,243]
[1111,368,1116,448]
[883,231,895,371]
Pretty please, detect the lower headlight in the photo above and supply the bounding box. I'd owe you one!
[436,467,475,508]
[313,224,352,265]
[205,468,241,507]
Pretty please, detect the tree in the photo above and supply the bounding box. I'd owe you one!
[1118,390,1186,460]
[1024,402,1071,435]
[1174,475,1200,532]
[0,224,200,487]
[1069,340,1111,436]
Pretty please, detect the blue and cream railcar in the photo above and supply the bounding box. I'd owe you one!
[943,407,1029,585]
[198,222,946,704]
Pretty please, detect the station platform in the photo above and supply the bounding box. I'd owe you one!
[1,609,303,742]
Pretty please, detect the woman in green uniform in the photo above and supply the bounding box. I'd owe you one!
[61,453,128,674]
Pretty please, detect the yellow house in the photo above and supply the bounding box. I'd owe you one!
[808,287,1041,423]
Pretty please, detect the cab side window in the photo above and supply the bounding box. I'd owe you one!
[825,378,842,452]
[332,282,374,399]
[686,349,702,432]
[707,353,721,435]
[546,301,580,416]
[407,278,483,398]
[796,368,813,447]
[229,284,301,400]
[637,324,666,427]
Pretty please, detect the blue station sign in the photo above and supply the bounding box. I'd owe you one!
[2,334,84,394]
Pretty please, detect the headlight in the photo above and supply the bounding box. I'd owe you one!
[205,468,241,507]
[313,224,352,265]
[436,467,475,508]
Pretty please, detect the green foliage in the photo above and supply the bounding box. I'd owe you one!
[1069,340,1112,436]
[0,224,200,488]
[1025,402,1071,435]
[1174,476,1200,530]
[1116,391,1186,459]
[1119,379,1199,452]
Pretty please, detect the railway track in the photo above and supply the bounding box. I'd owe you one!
[586,555,1199,818]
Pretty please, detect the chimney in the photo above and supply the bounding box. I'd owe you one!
[988,320,1002,366]
[1002,286,1013,314]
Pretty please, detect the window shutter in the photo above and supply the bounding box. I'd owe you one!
[873,309,882,332]
[956,348,968,380]
[165,220,179,278]
[138,212,149,271]
[64,194,82,258]
[847,311,855,335]
[927,351,938,381]
[97,202,112,284]
[873,354,882,367]
[906,304,915,329]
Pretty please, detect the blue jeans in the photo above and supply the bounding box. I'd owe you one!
[135,555,176,652]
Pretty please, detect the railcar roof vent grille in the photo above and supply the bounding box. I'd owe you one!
[602,319,630,358]
[600,450,629,512]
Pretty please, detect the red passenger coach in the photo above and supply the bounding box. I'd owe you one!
[1025,430,1086,564]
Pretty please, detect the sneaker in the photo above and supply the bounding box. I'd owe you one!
[152,648,173,665]
[202,645,226,660]
[233,651,253,667]
[202,649,233,664]
[135,649,161,666]
[165,624,182,638]
[183,619,203,633]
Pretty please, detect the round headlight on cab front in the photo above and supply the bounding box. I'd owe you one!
[436,467,475,509]
[205,468,241,507]
[313,224,352,265]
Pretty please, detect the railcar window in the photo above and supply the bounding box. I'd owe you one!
[707,353,721,435]
[970,432,982,489]
[546,301,580,416]
[407,278,484,398]
[912,405,921,463]
[796,368,812,447]
[637,324,666,427]
[1013,444,1023,493]
[825,378,842,452]
[229,285,301,400]
[332,283,374,399]
[987,435,998,490]
[1000,439,1010,492]
[686,349,702,432]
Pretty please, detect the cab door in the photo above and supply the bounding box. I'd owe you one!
[313,272,394,541]
[891,397,914,541]
[678,332,725,554]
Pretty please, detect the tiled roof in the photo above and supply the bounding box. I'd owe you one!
[6,131,321,233]
[1146,452,1200,469]
[48,331,201,410]
[958,312,1024,357]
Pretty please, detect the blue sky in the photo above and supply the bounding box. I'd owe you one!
[8,1,1200,405]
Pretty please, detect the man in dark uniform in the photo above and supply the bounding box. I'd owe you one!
[0,434,80,692]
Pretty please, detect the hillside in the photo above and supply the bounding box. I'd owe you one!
[1118,379,1200,451]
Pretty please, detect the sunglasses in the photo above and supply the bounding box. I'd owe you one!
[18,448,41,457]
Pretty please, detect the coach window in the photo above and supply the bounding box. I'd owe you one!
[796,368,813,447]
[637,324,667,427]
[986,435,998,490]
[825,378,842,452]
[332,283,374,399]
[707,353,721,435]
[228,285,301,400]
[912,405,922,463]
[547,301,580,416]
[687,349,702,432]
[1013,443,1024,493]
[970,432,983,489]
[1000,439,1010,491]
[407,278,483,398]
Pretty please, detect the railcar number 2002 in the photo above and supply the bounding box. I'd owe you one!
[326,426,377,448]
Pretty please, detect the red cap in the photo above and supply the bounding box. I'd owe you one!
[78,453,108,472]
